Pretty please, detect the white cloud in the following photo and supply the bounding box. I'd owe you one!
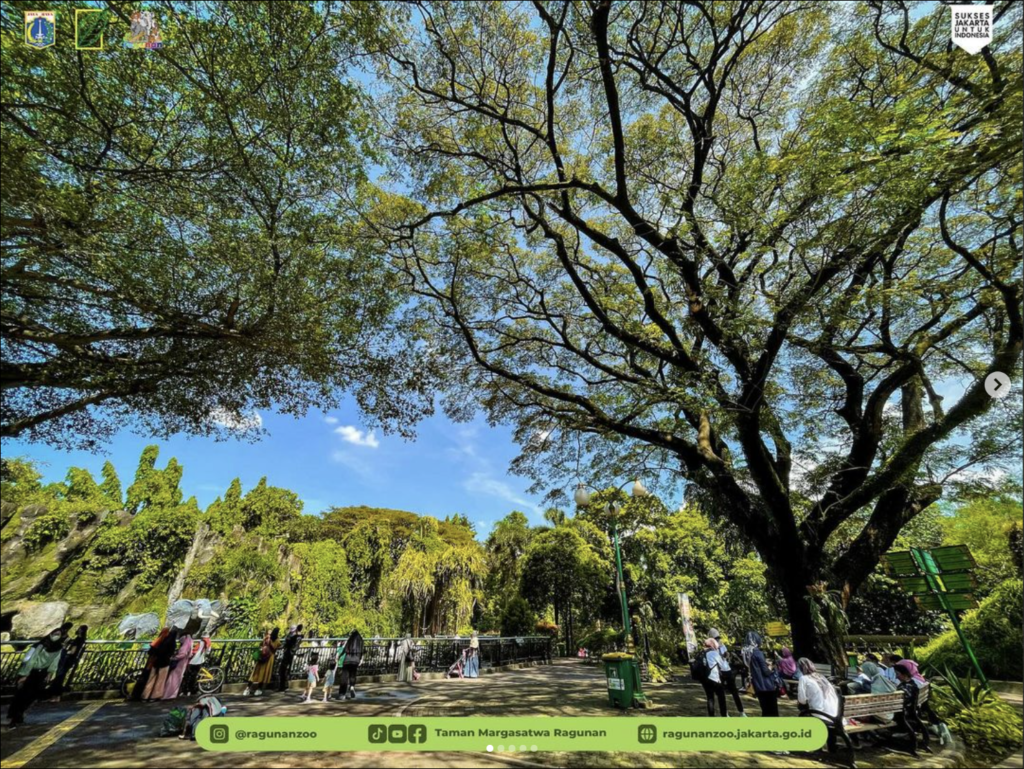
[334,425,380,448]
[324,416,339,425]
[331,449,375,480]
[463,471,538,513]
[209,407,262,432]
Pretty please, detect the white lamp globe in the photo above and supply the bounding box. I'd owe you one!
[632,478,649,498]
[573,483,592,507]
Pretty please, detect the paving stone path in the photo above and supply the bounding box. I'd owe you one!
[0,660,974,768]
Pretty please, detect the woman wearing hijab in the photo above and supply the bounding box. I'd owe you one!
[47,625,88,700]
[743,632,781,717]
[899,659,927,684]
[142,627,180,701]
[701,638,729,716]
[337,629,364,700]
[277,624,303,692]
[892,662,931,752]
[5,628,65,728]
[861,660,896,694]
[709,629,746,716]
[163,631,194,699]
[245,628,280,696]
[466,631,481,679]
[776,647,798,680]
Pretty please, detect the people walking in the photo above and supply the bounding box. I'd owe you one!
[701,638,728,717]
[302,652,320,703]
[5,628,65,728]
[321,658,337,702]
[337,629,364,700]
[244,628,280,696]
[277,624,303,692]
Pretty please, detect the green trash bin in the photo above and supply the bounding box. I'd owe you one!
[602,652,635,709]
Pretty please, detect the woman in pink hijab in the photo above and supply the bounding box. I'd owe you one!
[899,659,928,684]
[776,647,798,679]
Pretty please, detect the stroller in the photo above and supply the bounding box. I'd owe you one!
[447,647,468,679]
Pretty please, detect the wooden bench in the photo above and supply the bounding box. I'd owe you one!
[800,682,931,769]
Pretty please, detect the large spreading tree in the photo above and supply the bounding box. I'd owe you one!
[372,1,1023,656]
[1,1,429,447]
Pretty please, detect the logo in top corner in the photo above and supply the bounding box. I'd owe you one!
[25,11,56,49]
[125,10,164,49]
[950,5,993,55]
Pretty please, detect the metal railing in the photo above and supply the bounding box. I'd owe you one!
[0,636,553,695]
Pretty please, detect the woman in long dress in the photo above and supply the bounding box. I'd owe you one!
[142,628,179,701]
[244,628,280,696]
[163,632,194,699]
[465,631,480,678]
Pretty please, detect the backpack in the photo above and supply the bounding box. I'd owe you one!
[690,650,709,681]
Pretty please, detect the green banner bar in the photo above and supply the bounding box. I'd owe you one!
[197,717,827,752]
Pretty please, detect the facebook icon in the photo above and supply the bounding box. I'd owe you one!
[408,725,428,745]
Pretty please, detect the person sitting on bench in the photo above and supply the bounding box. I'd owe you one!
[892,662,930,754]
[797,657,841,752]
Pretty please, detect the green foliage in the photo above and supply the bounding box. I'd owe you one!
[125,447,183,513]
[940,696,1023,755]
[186,540,282,595]
[93,503,199,591]
[918,579,1024,681]
[64,467,102,502]
[940,488,1024,596]
[577,627,624,656]
[292,540,351,634]
[23,509,71,550]
[0,458,45,509]
[100,461,123,509]
[520,519,613,647]
[499,596,535,637]
[2,0,430,449]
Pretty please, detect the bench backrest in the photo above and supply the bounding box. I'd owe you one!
[841,691,902,718]
[838,680,929,719]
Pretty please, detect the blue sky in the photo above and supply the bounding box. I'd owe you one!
[1,403,550,539]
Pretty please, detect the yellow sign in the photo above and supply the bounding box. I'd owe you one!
[766,621,789,637]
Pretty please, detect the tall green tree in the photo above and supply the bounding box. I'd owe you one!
[1,1,430,447]
[375,0,1022,655]
[520,519,613,651]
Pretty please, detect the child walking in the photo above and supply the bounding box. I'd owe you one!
[302,653,320,703]
[321,659,337,702]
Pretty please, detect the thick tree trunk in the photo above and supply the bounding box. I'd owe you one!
[766,552,825,660]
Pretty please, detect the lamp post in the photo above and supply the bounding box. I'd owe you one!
[576,479,650,709]
[574,479,648,650]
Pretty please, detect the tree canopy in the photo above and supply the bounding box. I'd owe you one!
[1,1,431,447]
[369,0,1022,656]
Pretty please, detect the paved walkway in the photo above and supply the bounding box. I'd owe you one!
[0,660,972,768]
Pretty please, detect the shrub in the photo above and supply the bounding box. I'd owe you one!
[918,579,1023,681]
[535,619,559,637]
[945,698,1023,755]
